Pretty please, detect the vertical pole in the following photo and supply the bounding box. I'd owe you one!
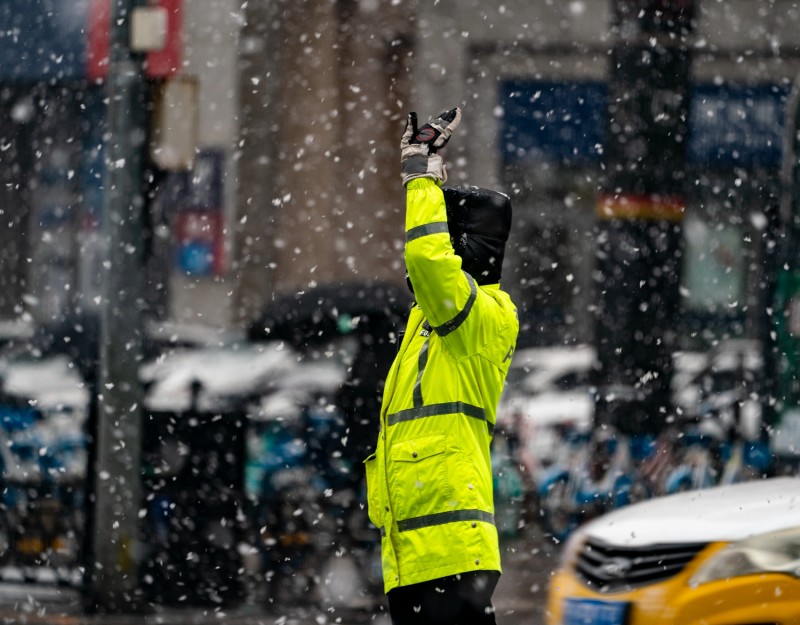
[86,0,147,612]
[594,0,695,436]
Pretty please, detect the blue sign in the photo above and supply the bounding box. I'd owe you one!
[501,80,790,168]
[0,0,90,81]
[501,80,606,165]
[178,241,214,276]
[688,83,790,166]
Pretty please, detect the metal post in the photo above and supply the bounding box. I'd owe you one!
[594,0,695,436]
[85,0,147,612]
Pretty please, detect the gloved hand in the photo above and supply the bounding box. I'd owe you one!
[400,107,462,186]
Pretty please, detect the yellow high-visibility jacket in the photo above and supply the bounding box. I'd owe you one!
[364,178,519,593]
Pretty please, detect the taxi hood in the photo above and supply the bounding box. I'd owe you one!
[579,477,800,548]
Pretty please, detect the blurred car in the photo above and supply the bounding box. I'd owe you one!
[546,477,800,625]
[246,283,410,606]
[496,345,596,483]
[672,339,764,438]
[0,353,89,419]
[140,341,316,412]
[0,353,90,574]
[504,344,596,396]
[138,337,353,606]
[0,353,90,481]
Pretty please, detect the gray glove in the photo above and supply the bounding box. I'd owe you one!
[400,107,462,186]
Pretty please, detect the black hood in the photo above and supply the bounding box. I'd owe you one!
[442,186,512,285]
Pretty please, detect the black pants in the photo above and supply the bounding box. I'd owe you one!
[387,570,500,625]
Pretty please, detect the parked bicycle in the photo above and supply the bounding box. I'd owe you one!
[664,389,771,493]
[537,425,650,542]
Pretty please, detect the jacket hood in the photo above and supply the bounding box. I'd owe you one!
[442,186,512,285]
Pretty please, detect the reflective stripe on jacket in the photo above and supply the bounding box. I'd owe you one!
[364,178,519,593]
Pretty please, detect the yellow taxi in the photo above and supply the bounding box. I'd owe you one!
[546,477,800,625]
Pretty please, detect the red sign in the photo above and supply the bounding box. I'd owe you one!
[174,211,225,277]
[87,0,183,81]
[86,0,111,81]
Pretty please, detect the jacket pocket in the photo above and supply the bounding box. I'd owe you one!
[363,452,381,529]
[389,434,451,521]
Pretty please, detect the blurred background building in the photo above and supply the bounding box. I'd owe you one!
[1,0,799,347]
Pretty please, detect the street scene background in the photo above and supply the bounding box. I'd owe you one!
[1,0,800,623]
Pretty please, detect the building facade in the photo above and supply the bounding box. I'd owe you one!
[235,0,800,350]
[2,0,800,349]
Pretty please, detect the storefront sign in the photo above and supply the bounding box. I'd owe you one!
[174,211,224,277]
[172,149,226,277]
[502,80,789,168]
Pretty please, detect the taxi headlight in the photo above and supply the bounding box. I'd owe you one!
[689,526,800,587]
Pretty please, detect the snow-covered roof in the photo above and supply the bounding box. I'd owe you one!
[141,341,348,413]
[0,355,89,414]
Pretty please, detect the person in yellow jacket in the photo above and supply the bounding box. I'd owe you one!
[364,107,519,625]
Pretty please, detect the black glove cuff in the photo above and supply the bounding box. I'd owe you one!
[402,155,432,177]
